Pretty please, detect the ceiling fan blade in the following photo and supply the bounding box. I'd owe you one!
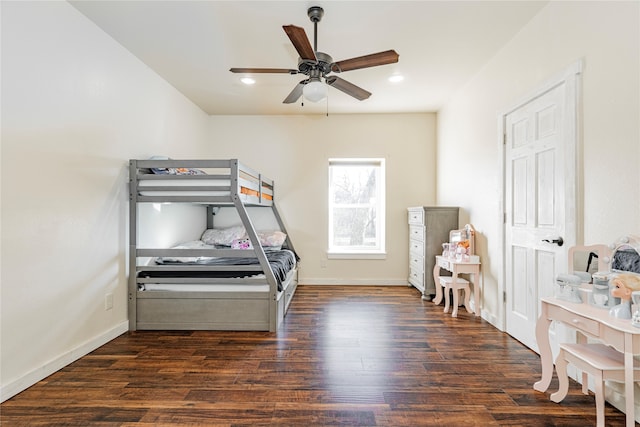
[325,76,371,101]
[332,50,399,73]
[283,25,317,61]
[283,81,305,104]
[230,67,298,74]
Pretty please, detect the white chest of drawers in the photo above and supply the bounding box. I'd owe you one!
[407,206,459,300]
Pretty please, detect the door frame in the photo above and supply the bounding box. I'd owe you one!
[497,60,584,332]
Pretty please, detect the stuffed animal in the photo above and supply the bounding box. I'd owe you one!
[231,238,253,250]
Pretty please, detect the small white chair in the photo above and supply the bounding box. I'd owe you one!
[439,276,471,317]
[551,343,640,427]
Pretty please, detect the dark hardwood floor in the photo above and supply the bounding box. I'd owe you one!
[0,285,630,426]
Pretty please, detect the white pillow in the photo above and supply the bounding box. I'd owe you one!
[258,230,287,247]
[201,226,247,246]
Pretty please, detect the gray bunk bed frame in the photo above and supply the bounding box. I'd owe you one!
[128,159,298,332]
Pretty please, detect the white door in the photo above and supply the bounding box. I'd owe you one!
[504,70,579,352]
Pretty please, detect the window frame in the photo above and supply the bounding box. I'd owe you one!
[327,158,386,259]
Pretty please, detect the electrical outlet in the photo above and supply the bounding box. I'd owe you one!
[105,293,113,310]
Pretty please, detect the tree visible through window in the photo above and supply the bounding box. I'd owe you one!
[328,158,385,255]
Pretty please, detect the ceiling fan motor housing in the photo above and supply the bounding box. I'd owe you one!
[298,51,333,76]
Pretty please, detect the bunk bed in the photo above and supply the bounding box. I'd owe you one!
[128,159,299,332]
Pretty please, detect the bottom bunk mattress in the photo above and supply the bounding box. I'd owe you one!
[138,247,297,292]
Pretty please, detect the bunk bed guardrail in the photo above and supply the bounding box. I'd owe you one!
[132,158,274,205]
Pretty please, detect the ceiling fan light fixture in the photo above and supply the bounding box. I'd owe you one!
[303,79,328,102]
[240,77,256,85]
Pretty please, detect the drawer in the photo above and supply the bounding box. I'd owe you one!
[409,239,425,256]
[437,256,451,270]
[284,280,297,313]
[408,209,424,225]
[409,265,424,289]
[409,252,423,269]
[409,225,425,241]
[548,304,600,337]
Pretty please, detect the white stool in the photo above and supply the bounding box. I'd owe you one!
[439,276,471,317]
[551,343,640,427]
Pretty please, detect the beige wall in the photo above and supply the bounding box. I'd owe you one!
[0,2,210,400]
[207,114,438,284]
[437,2,640,322]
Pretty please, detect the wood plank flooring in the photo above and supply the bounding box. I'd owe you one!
[1,285,630,426]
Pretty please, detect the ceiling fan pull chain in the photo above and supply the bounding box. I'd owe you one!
[326,92,329,117]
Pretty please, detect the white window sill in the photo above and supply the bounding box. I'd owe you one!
[327,252,387,260]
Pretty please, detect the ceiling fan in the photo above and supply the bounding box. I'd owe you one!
[230,6,399,104]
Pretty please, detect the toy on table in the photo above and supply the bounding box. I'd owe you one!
[609,273,640,319]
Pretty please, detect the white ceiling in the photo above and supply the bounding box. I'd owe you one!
[69,1,548,116]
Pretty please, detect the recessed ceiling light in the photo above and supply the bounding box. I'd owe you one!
[241,77,256,85]
[388,75,404,83]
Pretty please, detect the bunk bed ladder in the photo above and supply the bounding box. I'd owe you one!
[232,197,280,331]
[271,203,297,255]
[230,160,280,331]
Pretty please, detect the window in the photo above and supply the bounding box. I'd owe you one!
[328,158,385,258]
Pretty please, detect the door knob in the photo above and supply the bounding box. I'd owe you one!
[542,237,564,247]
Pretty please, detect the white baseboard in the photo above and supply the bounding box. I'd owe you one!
[299,278,407,286]
[0,320,129,402]
[481,309,500,330]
